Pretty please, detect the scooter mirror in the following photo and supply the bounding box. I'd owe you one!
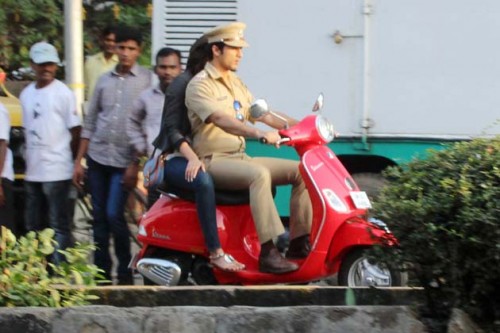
[250,99,269,119]
[312,93,324,112]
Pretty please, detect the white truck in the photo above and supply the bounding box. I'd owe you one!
[152,0,499,214]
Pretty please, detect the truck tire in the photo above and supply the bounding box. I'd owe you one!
[351,172,386,200]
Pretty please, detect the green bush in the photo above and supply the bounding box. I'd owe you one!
[0,227,104,307]
[372,136,500,327]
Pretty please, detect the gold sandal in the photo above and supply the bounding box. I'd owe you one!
[209,252,245,272]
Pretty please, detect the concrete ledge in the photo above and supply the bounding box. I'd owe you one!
[89,286,425,307]
[0,305,427,333]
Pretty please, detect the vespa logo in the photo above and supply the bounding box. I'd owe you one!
[152,228,171,240]
[311,162,324,172]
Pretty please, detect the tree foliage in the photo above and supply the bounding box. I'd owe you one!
[0,0,152,78]
[372,136,500,328]
[0,0,64,73]
[83,0,152,67]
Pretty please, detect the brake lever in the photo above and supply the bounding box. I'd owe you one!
[277,138,291,145]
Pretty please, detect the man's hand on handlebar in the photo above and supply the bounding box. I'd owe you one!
[259,130,282,147]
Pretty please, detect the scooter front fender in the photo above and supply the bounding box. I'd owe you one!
[326,218,396,273]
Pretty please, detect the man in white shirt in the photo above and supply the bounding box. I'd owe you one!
[20,41,81,264]
[0,101,15,233]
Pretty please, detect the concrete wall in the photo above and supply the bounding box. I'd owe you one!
[0,305,426,333]
[0,287,482,332]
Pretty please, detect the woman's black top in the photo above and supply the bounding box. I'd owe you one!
[152,71,194,154]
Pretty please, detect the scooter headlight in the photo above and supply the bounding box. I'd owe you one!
[315,115,335,143]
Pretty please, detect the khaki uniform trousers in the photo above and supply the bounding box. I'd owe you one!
[205,152,312,244]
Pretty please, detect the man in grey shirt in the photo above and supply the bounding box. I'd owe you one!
[127,47,182,207]
[73,26,151,285]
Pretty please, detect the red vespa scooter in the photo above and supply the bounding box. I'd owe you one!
[131,94,404,287]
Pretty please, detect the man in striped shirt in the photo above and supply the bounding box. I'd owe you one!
[73,26,151,285]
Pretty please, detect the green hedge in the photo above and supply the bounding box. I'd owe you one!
[372,136,499,328]
[0,227,103,307]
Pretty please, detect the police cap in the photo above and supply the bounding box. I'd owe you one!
[205,22,249,48]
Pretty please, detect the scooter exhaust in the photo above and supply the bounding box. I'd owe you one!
[136,258,182,286]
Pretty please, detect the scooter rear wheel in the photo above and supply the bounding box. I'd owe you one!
[338,248,406,287]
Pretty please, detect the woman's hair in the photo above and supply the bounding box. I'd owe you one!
[207,42,225,61]
[186,36,210,75]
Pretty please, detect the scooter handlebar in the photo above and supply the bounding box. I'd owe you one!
[258,137,290,145]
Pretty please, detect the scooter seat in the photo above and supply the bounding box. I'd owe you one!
[156,182,276,206]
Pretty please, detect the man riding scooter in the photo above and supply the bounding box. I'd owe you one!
[185,22,312,274]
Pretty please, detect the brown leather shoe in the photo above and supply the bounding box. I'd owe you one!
[259,247,299,274]
[286,234,311,259]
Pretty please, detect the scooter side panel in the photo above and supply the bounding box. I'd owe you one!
[136,195,262,274]
[138,195,232,255]
[301,146,367,252]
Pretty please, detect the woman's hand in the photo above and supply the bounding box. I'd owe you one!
[185,158,205,182]
[178,141,206,182]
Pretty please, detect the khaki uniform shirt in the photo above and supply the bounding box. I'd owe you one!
[186,62,254,158]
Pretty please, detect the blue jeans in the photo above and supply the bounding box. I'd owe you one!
[24,179,73,264]
[87,157,131,280]
[0,178,15,233]
[165,157,220,251]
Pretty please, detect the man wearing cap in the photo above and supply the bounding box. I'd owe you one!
[186,22,312,274]
[20,41,81,264]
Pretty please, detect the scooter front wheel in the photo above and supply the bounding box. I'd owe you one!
[338,248,406,287]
